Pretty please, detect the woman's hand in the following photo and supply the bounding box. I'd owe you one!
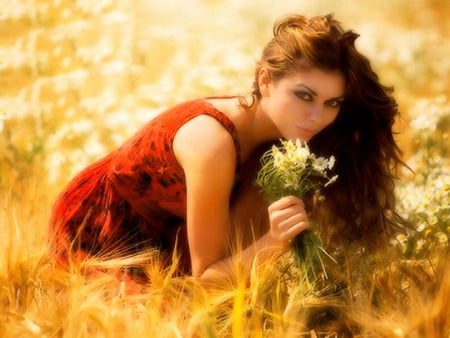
[267,195,309,248]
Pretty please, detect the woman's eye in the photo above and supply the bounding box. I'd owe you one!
[295,91,313,101]
[327,99,343,108]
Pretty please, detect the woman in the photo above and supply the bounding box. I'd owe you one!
[49,14,406,282]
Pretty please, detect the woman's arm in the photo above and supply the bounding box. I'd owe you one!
[174,115,308,282]
[198,196,309,284]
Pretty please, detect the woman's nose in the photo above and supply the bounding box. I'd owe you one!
[308,104,324,121]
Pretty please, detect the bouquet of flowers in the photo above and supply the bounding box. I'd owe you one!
[255,139,338,284]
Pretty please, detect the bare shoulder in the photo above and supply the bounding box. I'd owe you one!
[173,114,237,172]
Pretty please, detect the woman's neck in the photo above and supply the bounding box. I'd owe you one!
[237,98,280,161]
[206,96,280,162]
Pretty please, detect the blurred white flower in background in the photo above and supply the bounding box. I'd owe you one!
[409,95,449,133]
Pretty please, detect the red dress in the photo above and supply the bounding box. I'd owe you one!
[49,99,241,275]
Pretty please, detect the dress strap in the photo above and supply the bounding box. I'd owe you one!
[200,99,241,173]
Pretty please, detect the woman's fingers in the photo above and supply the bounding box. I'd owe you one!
[268,195,304,212]
[268,195,309,243]
[280,220,308,240]
[270,205,307,225]
[276,214,309,240]
[277,211,307,229]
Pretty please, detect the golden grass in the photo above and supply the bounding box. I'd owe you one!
[0,180,439,338]
[1,180,448,336]
[1,1,449,336]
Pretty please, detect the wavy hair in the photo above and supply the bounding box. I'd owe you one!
[242,14,408,247]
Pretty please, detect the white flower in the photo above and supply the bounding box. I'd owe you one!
[272,146,284,169]
[293,140,310,163]
[256,138,338,202]
[325,175,339,188]
[328,156,336,170]
[410,114,436,132]
[312,157,329,172]
[396,233,407,243]
[416,222,427,232]
[436,232,448,244]
[427,214,438,226]
[416,239,426,252]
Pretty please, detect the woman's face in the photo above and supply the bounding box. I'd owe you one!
[262,67,345,142]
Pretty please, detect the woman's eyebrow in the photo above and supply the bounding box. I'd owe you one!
[296,84,317,96]
[296,84,345,100]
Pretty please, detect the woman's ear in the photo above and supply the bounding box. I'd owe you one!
[258,68,271,97]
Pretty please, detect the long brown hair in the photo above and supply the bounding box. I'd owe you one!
[242,14,408,247]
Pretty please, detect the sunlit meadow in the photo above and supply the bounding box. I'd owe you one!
[1,0,449,337]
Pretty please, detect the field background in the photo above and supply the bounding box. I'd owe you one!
[0,0,449,337]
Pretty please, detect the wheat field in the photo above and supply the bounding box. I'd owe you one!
[1,1,449,337]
